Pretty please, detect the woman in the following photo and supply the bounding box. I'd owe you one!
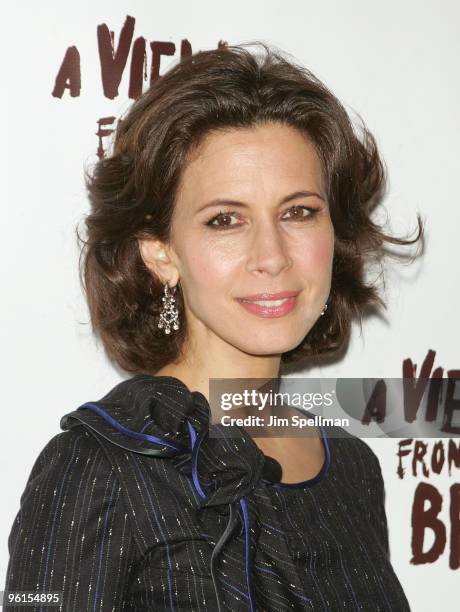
[5,42,423,611]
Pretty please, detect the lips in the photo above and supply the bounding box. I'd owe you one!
[235,291,300,318]
[236,290,300,302]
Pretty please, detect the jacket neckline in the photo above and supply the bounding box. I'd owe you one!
[60,372,332,610]
[60,373,331,490]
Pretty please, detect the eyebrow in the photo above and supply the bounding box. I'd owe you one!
[196,190,325,213]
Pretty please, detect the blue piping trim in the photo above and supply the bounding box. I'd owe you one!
[239,498,255,612]
[77,402,186,452]
[76,402,324,610]
[271,423,331,489]
[187,420,207,499]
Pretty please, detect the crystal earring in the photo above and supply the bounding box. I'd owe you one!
[158,282,180,335]
[320,300,329,316]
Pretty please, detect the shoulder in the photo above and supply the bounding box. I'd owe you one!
[9,426,125,551]
[18,425,118,510]
[327,423,381,461]
[328,427,390,545]
[6,428,139,604]
[327,425,384,486]
[30,425,108,470]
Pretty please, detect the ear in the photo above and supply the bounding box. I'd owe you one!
[137,237,180,287]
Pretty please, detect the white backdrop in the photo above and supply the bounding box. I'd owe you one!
[1,2,459,610]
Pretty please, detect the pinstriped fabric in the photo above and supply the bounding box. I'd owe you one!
[4,375,411,611]
[4,429,136,611]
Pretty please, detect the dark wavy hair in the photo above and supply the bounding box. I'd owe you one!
[79,41,424,374]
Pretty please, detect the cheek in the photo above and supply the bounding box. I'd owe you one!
[293,229,334,273]
[181,241,239,292]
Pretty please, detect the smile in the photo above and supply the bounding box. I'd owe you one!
[240,298,290,307]
[235,295,299,318]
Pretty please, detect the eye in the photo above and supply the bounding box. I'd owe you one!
[205,210,240,229]
[204,205,320,230]
[282,205,319,221]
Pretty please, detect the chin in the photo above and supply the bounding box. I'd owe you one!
[236,335,305,357]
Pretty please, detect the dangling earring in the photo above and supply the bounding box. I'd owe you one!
[158,282,180,335]
[320,297,330,316]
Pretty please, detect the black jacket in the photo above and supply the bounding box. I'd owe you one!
[4,374,411,611]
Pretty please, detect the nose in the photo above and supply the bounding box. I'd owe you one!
[246,216,293,276]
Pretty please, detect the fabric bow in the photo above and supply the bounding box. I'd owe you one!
[62,374,267,611]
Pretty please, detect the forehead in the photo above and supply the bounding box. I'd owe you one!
[176,122,324,199]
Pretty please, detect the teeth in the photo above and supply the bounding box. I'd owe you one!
[241,298,290,307]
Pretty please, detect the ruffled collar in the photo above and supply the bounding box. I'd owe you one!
[61,374,211,456]
[60,373,331,498]
[60,374,275,505]
[60,373,331,611]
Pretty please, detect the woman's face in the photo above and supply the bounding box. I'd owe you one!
[166,121,334,357]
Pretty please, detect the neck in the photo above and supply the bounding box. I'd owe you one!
[154,347,282,403]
